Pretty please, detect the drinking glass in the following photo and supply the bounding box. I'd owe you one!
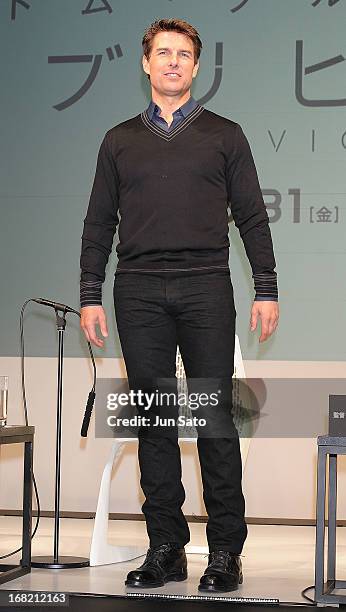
[0,376,8,427]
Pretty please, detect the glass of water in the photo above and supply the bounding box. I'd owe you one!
[0,376,8,427]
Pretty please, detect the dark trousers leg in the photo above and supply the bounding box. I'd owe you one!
[176,272,247,554]
[114,274,190,548]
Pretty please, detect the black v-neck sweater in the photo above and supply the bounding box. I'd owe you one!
[80,106,278,306]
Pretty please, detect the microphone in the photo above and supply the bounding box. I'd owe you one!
[33,298,80,316]
[81,390,96,437]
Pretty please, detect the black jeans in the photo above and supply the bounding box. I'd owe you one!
[113,269,247,554]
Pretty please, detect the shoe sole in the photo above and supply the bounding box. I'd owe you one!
[125,569,188,589]
[198,575,243,593]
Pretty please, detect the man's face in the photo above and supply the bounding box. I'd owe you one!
[142,31,199,97]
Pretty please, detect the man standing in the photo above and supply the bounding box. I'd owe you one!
[80,19,279,592]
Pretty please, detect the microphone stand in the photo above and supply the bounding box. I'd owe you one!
[31,306,89,568]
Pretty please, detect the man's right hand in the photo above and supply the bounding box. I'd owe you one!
[80,305,108,348]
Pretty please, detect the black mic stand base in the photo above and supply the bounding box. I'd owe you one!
[30,555,89,569]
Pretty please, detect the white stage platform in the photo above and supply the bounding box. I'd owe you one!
[0,517,320,604]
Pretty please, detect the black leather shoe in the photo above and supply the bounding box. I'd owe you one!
[198,550,243,592]
[125,542,187,588]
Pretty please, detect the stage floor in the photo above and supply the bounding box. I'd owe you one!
[0,518,324,603]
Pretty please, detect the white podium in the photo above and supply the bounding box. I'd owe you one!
[90,335,250,566]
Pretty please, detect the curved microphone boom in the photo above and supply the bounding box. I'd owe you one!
[33,298,80,316]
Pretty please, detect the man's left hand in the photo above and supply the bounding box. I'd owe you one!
[250,301,279,342]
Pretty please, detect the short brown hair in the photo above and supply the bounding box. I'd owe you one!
[142,18,202,64]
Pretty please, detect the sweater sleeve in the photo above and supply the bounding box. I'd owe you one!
[226,123,278,301]
[80,131,120,307]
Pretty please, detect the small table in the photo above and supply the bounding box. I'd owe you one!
[0,426,34,585]
[315,435,346,604]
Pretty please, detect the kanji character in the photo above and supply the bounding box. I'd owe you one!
[295,40,346,107]
[197,42,223,106]
[316,206,332,222]
[82,0,113,15]
[230,0,249,12]
[48,45,123,111]
[309,206,339,223]
[11,0,30,20]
